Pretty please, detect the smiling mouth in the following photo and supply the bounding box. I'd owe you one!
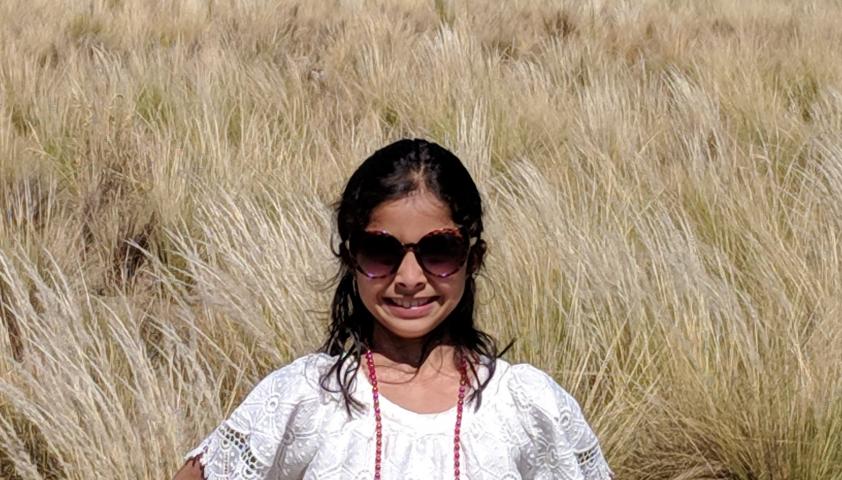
[385,297,438,308]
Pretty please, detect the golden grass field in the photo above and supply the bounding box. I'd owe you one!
[1,0,841,478]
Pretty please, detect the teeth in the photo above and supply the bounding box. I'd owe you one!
[392,298,432,308]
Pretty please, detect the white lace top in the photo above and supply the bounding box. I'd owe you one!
[186,353,613,480]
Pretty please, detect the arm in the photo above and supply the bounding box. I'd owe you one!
[172,456,204,480]
[509,364,614,480]
[176,354,324,480]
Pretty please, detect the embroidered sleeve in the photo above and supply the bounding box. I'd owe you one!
[509,364,614,480]
[185,356,322,480]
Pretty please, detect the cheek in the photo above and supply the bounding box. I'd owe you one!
[433,271,468,303]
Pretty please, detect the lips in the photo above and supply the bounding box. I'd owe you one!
[383,296,439,319]
[385,297,437,308]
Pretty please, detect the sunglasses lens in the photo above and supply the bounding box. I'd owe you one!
[352,233,403,278]
[418,232,468,277]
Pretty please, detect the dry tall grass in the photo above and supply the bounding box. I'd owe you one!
[1,0,841,478]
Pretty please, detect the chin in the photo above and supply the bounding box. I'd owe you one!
[381,319,441,340]
[386,328,434,340]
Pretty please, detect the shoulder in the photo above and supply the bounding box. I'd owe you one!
[244,352,339,404]
[194,354,340,454]
[220,352,342,434]
[503,361,576,407]
[259,352,336,387]
[474,358,563,402]
[186,353,343,476]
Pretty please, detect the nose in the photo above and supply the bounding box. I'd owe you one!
[394,251,426,292]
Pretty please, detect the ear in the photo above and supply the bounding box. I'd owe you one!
[467,238,486,274]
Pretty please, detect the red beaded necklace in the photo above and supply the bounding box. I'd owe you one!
[363,350,469,480]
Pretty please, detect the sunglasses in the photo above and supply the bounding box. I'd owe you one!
[348,228,472,279]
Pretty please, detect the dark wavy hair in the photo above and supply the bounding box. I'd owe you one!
[319,138,512,414]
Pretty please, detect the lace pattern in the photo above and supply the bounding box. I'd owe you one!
[185,353,613,480]
[576,445,614,480]
[188,424,268,480]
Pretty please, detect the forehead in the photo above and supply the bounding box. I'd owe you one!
[366,190,456,241]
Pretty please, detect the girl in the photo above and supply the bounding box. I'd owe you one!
[174,139,613,480]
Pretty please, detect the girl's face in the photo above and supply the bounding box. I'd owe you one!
[355,190,467,340]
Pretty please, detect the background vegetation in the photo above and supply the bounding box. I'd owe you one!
[1,0,841,478]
